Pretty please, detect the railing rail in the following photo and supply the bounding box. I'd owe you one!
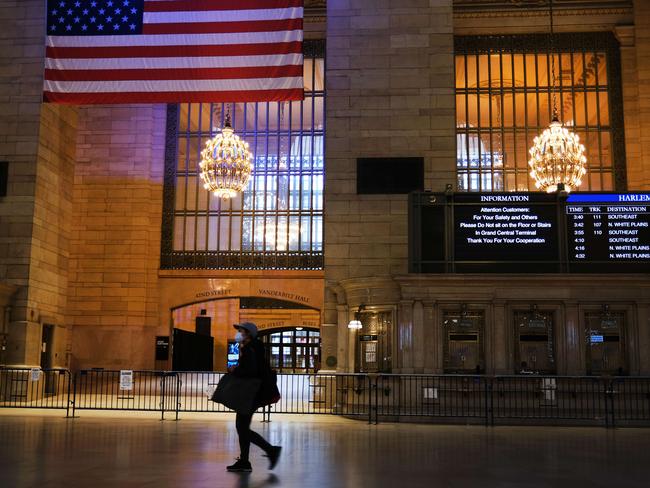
[2,367,649,427]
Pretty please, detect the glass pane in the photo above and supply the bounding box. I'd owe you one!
[595,53,607,86]
[598,91,609,125]
[184,217,195,251]
[525,54,537,87]
[466,55,478,89]
[501,53,513,88]
[282,347,292,367]
[175,177,186,211]
[173,216,184,250]
[456,95,467,126]
[488,53,500,89]
[455,55,466,89]
[196,216,207,251]
[466,94,478,127]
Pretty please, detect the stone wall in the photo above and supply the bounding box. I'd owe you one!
[0,1,77,366]
[630,1,650,189]
[66,105,165,370]
[324,0,456,369]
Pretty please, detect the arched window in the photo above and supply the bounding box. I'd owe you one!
[455,33,624,192]
[162,40,325,270]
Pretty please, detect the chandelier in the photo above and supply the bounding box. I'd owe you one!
[528,0,587,193]
[199,109,253,199]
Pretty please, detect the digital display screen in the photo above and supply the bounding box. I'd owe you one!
[566,193,650,270]
[227,341,239,369]
[410,192,650,273]
[453,193,559,263]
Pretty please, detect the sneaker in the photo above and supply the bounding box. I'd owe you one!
[226,459,252,472]
[265,446,282,470]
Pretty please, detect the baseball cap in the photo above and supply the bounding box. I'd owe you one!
[233,322,258,338]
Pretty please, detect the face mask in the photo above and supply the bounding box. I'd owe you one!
[235,332,245,343]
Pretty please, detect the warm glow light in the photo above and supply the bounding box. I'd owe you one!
[199,113,253,199]
[528,117,587,193]
[347,320,362,330]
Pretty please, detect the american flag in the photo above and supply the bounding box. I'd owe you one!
[44,0,304,104]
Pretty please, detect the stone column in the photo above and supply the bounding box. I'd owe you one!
[564,301,583,375]
[336,304,349,372]
[413,300,424,372]
[423,301,437,373]
[492,300,508,374]
[636,302,650,375]
[397,300,414,373]
[5,320,41,367]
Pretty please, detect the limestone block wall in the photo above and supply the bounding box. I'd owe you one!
[324,0,456,368]
[325,0,456,283]
[27,105,78,368]
[66,105,165,370]
[0,1,77,366]
[630,1,650,189]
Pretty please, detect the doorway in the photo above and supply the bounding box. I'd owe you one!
[40,324,55,394]
[259,328,321,373]
[171,296,321,371]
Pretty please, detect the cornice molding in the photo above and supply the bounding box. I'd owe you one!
[455,8,631,18]
[454,0,632,17]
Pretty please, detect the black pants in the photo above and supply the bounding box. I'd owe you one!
[235,411,272,462]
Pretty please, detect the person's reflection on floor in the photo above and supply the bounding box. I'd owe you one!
[233,473,279,488]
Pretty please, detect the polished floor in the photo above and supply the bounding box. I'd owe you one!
[1,411,649,488]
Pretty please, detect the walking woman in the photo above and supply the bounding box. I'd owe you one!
[227,322,282,473]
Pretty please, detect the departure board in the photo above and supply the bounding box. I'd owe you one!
[453,193,559,263]
[409,192,650,273]
[565,193,650,268]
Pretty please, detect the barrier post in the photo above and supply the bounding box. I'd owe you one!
[65,371,72,418]
[71,372,78,418]
[160,372,166,421]
[175,374,181,421]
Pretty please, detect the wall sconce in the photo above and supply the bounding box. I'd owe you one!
[348,304,365,329]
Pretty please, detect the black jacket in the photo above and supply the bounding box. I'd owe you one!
[232,339,267,379]
[232,338,279,408]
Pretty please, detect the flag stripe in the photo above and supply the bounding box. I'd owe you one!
[43,88,304,104]
[44,77,303,93]
[46,30,302,48]
[45,65,304,81]
[44,0,305,104]
[46,54,303,70]
[46,41,303,60]
[143,7,302,23]
[142,18,303,35]
[144,0,304,13]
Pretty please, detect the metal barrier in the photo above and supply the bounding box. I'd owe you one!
[72,370,183,420]
[2,368,649,427]
[0,368,72,416]
[372,374,490,424]
[490,376,608,425]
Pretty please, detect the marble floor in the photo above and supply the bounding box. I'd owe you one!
[0,410,649,488]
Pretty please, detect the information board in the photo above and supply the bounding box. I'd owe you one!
[565,193,650,270]
[453,193,559,263]
[409,191,650,273]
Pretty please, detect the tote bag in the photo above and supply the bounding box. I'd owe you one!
[257,369,281,408]
[211,373,262,413]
